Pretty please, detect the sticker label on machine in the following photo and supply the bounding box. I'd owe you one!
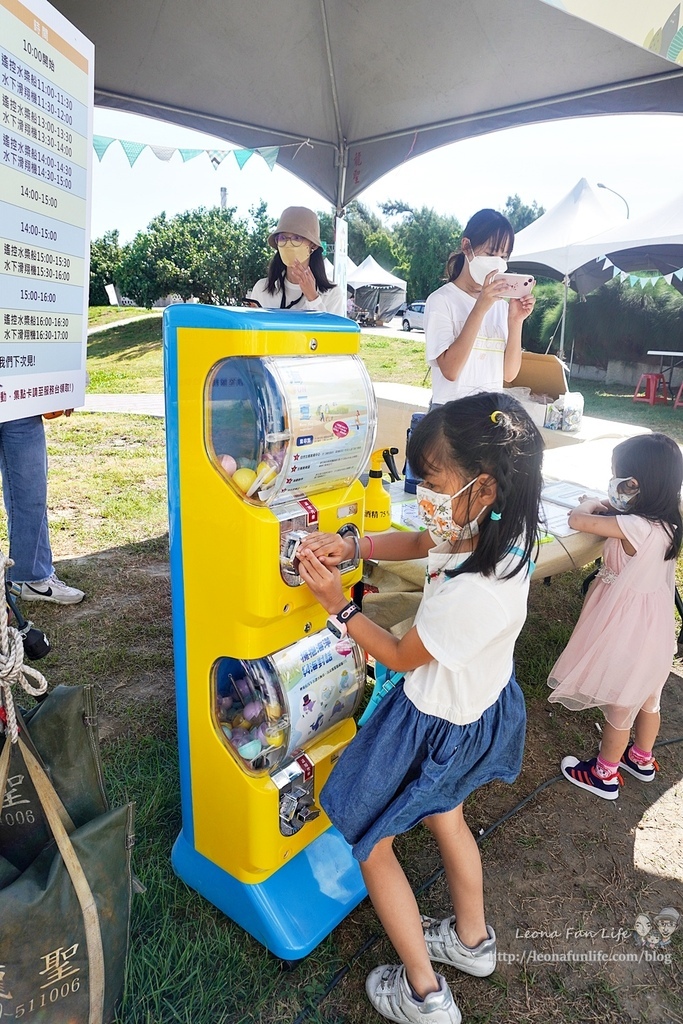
[272,357,372,493]
[271,630,363,752]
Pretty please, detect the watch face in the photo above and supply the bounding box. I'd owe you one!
[327,618,345,639]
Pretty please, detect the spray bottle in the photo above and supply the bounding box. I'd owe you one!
[403,412,425,493]
[364,447,400,533]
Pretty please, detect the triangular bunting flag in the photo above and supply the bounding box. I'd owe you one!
[150,145,177,162]
[612,266,620,278]
[233,148,254,169]
[638,278,647,289]
[602,258,613,270]
[257,146,279,170]
[665,274,674,285]
[207,149,229,169]
[674,269,683,281]
[93,136,291,172]
[629,275,638,287]
[619,271,628,282]
[93,135,116,161]
[120,140,147,167]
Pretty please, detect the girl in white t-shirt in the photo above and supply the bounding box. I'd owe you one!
[297,392,543,1024]
[425,209,535,406]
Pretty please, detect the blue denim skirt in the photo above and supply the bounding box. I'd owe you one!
[320,672,526,863]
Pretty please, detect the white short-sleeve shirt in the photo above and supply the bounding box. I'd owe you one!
[424,282,509,404]
[402,544,531,725]
[250,277,345,316]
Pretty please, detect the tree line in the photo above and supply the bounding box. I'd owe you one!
[89,195,542,308]
[90,194,683,367]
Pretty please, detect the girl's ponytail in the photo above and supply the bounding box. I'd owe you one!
[446,251,466,281]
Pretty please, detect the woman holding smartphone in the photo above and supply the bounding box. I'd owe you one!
[249,206,345,315]
[424,209,535,407]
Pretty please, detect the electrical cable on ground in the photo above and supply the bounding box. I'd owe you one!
[291,734,683,1024]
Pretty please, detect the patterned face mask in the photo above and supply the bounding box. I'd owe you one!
[416,478,483,542]
[607,476,638,511]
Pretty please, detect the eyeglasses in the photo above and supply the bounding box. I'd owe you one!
[275,233,308,247]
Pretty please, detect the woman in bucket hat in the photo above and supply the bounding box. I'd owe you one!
[249,206,345,315]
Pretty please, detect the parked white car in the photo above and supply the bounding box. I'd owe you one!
[402,302,425,331]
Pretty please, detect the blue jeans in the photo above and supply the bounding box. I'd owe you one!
[0,416,53,582]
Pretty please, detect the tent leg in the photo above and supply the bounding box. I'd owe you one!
[558,276,568,360]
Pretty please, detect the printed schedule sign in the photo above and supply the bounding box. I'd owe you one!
[0,0,93,421]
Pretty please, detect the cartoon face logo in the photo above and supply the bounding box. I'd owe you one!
[633,908,680,948]
[633,914,651,940]
[654,907,680,946]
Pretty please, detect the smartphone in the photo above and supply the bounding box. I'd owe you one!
[241,297,262,308]
[493,273,536,297]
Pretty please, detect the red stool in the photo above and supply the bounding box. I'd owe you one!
[674,381,683,409]
[633,373,670,405]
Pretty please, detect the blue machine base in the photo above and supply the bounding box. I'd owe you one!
[172,826,367,960]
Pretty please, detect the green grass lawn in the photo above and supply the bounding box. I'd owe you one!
[84,312,683,446]
[88,305,162,328]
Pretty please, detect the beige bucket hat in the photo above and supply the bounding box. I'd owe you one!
[268,206,321,249]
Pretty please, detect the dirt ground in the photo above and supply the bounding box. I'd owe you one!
[34,544,683,1024]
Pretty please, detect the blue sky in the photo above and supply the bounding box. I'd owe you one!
[92,108,683,243]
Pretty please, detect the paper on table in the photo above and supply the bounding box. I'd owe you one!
[540,500,577,537]
[391,501,425,532]
[541,480,607,509]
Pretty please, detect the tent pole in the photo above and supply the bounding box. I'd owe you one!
[334,214,348,299]
[558,275,568,360]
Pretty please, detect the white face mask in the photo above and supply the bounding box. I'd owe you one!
[608,476,638,511]
[466,252,508,286]
[280,242,312,268]
[416,478,485,542]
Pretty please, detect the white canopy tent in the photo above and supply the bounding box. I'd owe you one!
[323,256,357,281]
[547,191,683,297]
[51,0,683,213]
[347,256,407,321]
[509,179,626,356]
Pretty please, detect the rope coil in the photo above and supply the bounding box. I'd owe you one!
[0,551,47,744]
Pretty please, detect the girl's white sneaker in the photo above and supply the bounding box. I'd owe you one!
[421,915,497,976]
[365,964,461,1024]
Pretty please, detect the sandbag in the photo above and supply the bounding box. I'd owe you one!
[0,734,134,1024]
[0,799,134,1023]
[0,685,108,872]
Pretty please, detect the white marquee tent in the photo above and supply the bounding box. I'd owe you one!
[51,0,683,212]
[548,190,683,297]
[508,179,626,355]
[509,178,625,283]
[347,257,407,321]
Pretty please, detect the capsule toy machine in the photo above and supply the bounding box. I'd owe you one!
[163,304,377,959]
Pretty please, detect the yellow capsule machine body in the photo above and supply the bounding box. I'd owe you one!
[163,304,375,959]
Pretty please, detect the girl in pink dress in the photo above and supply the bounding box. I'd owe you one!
[548,433,683,800]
